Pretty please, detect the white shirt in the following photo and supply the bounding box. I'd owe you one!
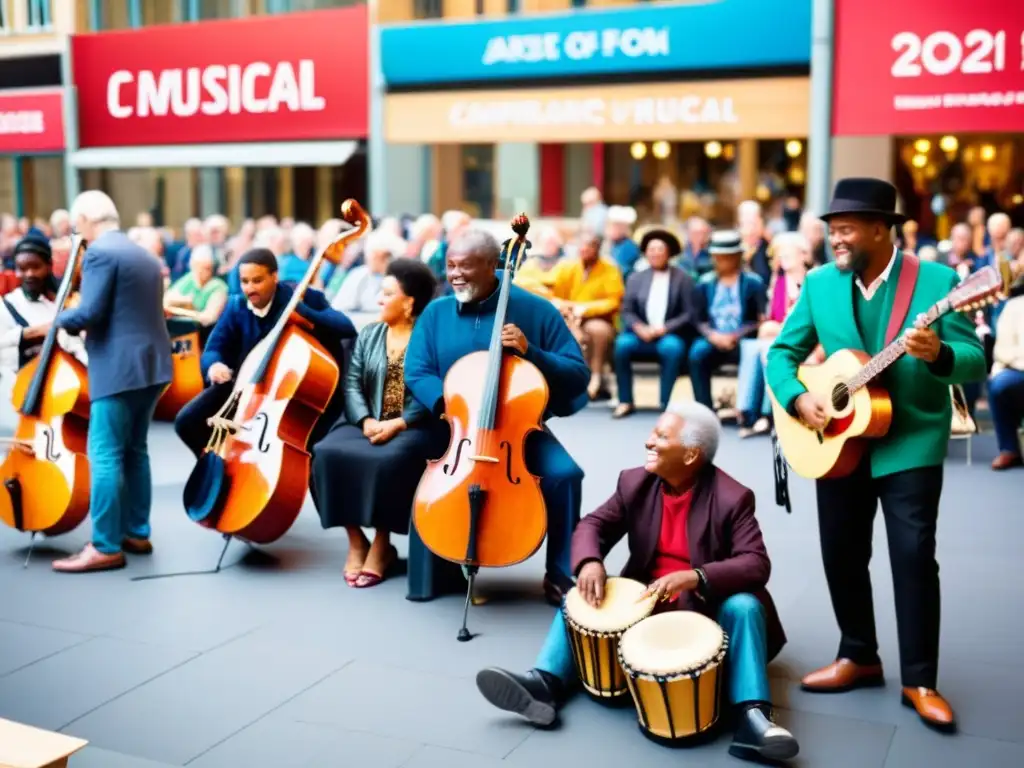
[0,288,87,373]
[855,246,898,300]
[645,270,672,328]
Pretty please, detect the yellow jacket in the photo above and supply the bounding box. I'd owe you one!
[548,257,625,320]
[513,257,558,299]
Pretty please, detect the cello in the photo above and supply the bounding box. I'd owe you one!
[0,236,90,559]
[412,214,548,641]
[181,199,370,557]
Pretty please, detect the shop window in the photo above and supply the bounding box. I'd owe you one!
[196,0,240,19]
[506,0,519,11]
[462,145,494,220]
[570,0,586,8]
[141,0,186,25]
[413,0,442,20]
[25,0,53,29]
[94,0,133,30]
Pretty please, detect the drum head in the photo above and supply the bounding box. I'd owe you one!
[619,611,725,678]
[564,576,657,633]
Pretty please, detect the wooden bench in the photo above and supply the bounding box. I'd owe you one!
[0,719,88,768]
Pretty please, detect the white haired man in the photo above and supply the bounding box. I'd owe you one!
[475,400,798,763]
[279,221,317,284]
[53,190,173,573]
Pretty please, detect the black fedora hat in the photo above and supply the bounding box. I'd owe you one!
[820,178,907,226]
[638,228,682,257]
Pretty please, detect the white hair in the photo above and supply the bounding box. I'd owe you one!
[50,208,69,225]
[411,213,440,240]
[190,243,215,266]
[771,231,811,258]
[799,211,825,232]
[204,214,229,231]
[365,230,404,258]
[448,228,501,264]
[738,200,762,219]
[988,212,1011,232]
[290,222,316,249]
[441,209,471,232]
[70,190,120,227]
[665,401,721,463]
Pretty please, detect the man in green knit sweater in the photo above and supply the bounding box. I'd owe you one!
[766,178,985,733]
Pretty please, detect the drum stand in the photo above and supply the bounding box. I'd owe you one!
[130,533,247,582]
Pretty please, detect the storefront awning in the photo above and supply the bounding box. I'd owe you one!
[67,140,359,169]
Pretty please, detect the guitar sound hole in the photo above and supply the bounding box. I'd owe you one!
[831,383,850,411]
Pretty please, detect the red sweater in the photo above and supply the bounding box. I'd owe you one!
[650,489,693,580]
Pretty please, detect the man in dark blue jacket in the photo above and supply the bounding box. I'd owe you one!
[52,191,173,573]
[174,248,356,458]
[405,229,590,604]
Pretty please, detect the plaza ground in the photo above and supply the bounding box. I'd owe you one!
[0,406,1020,767]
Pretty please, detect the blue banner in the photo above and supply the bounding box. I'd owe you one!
[380,0,810,87]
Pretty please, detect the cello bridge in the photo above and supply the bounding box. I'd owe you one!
[468,455,499,463]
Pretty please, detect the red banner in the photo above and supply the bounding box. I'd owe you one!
[832,0,1024,135]
[71,7,368,149]
[0,89,65,154]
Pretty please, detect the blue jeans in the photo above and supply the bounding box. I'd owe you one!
[687,338,740,409]
[536,592,771,706]
[736,339,772,423]
[88,384,165,555]
[613,331,688,408]
[988,369,1024,455]
[525,430,583,588]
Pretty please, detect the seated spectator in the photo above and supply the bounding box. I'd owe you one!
[687,231,767,410]
[514,226,564,298]
[735,233,819,437]
[604,206,640,279]
[545,231,625,400]
[988,278,1024,470]
[278,222,316,284]
[611,229,695,418]
[163,244,229,328]
[678,216,713,277]
[332,230,401,330]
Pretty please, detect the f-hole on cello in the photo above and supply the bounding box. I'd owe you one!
[0,235,90,566]
[135,200,371,582]
[412,214,549,642]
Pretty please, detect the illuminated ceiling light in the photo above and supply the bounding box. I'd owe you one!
[939,135,958,152]
[980,144,996,162]
[1012,194,1024,206]
[913,139,931,153]
[785,140,803,158]
[788,166,806,184]
[755,184,771,202]
[630,141,647,160]
[704,141,723,159]
[911,153,928,169]
[722,144,735,161]
[652,140,671,159]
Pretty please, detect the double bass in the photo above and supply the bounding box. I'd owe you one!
[0,236,90,555]
[412,214,548,641]
[153,309,205,421]
[182,200,370,553]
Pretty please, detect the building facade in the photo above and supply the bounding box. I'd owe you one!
[0,0,368,229]
[830,0,1024,237]
[376,0,813,224]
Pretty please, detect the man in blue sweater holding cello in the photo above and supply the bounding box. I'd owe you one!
[174,248,356,458]
[404,228,590,604]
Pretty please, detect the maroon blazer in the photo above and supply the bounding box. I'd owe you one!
[570,465,786,662]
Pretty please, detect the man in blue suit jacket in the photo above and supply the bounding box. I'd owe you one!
[174,248,356,459]
[52,191,173,573]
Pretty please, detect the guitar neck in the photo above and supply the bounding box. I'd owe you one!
[846,297,950,393]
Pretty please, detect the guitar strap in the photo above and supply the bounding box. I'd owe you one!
[884,252,920,346]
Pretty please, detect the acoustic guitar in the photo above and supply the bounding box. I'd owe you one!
[769,264,1009,479]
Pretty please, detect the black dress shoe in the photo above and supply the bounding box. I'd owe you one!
[476,667,560,727]
[729,703,799,762]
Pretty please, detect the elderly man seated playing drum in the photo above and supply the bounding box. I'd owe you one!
[475,400,798,763]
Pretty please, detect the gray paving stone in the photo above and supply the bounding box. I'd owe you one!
[0,414,1017,767]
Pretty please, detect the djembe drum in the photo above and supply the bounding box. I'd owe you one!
[562,577,657,699]
[618,611,728,741]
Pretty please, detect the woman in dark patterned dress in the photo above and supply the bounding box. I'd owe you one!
[310,258,438,588]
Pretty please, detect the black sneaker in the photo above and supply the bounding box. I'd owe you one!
[729,703,799,762]
[476,667,560,727]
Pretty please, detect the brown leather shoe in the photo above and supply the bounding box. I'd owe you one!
[991,452,1023,470]
[122,537,153,555]
[52,543,126,573]
[901,687,956,732]
[801,659,885,692]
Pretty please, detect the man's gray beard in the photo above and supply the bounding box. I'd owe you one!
[453,285,477,303]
